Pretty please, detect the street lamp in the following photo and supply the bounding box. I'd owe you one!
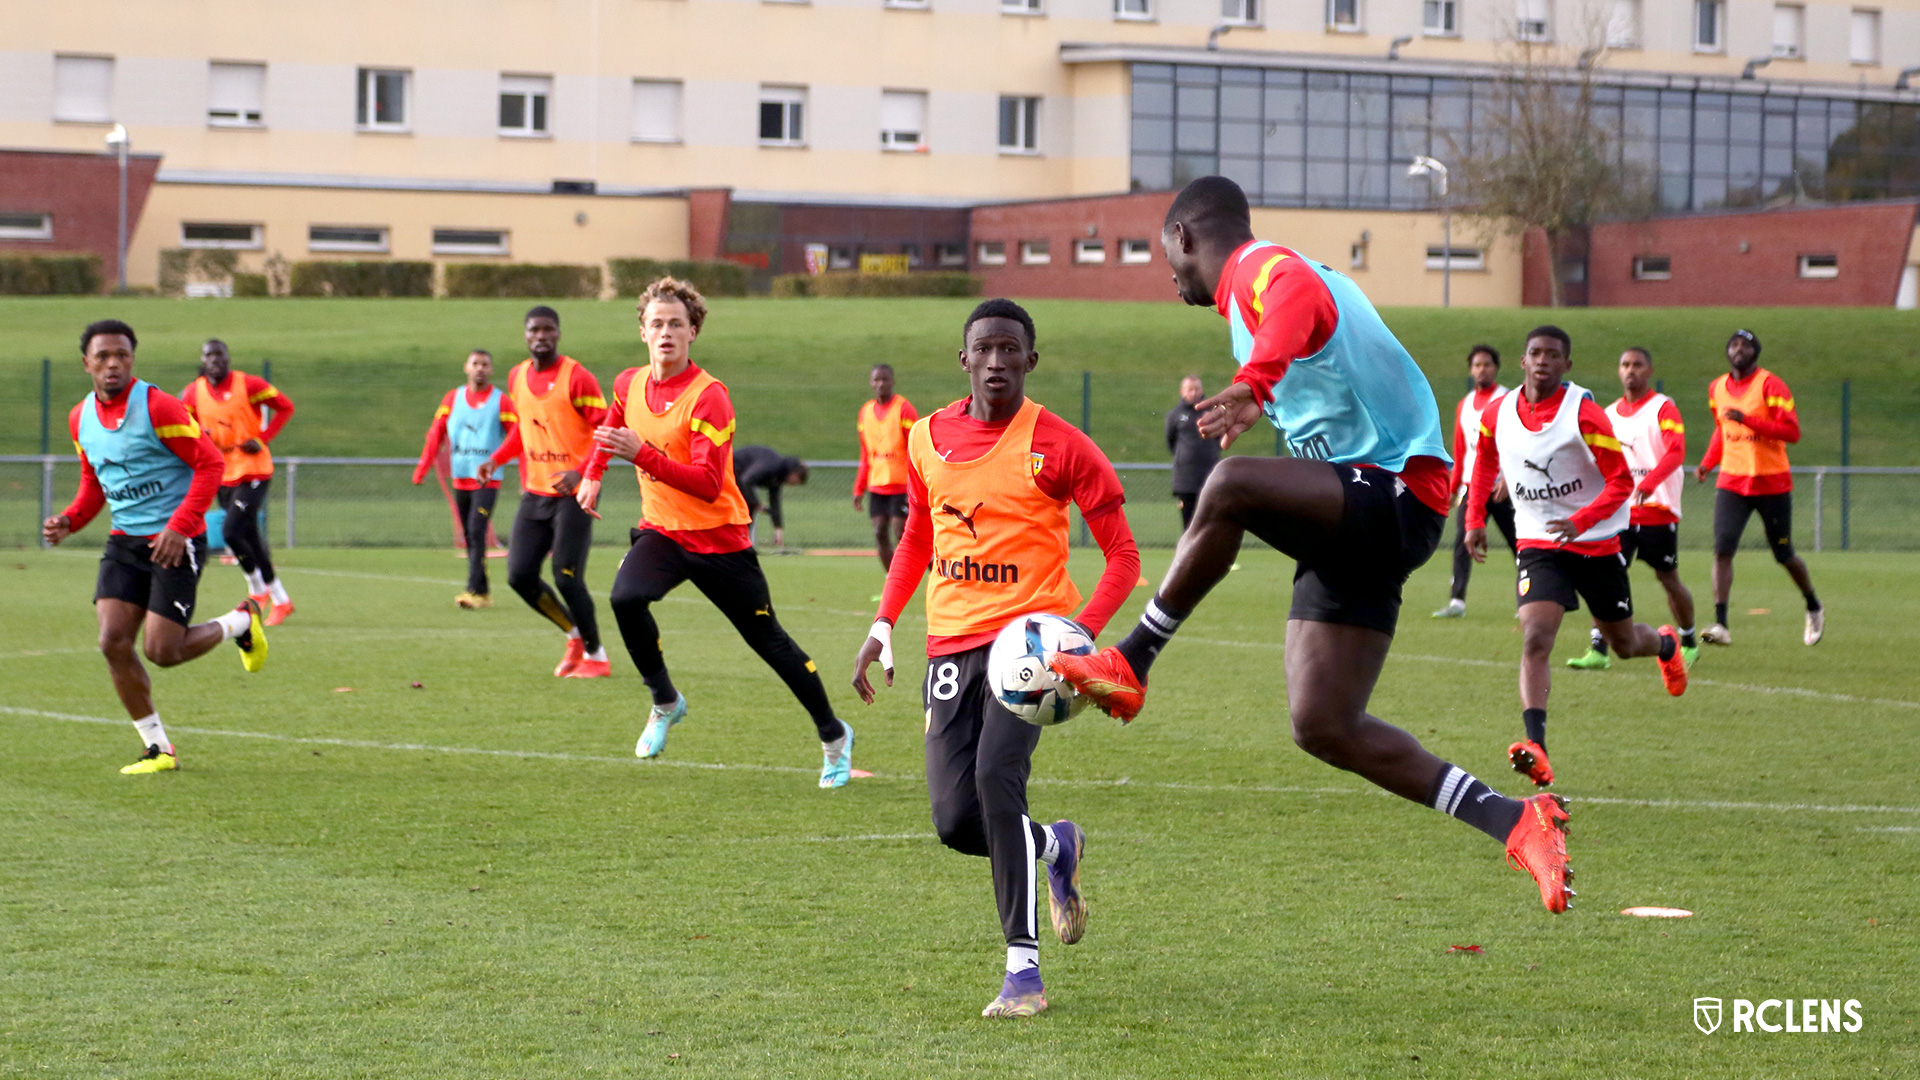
[104,123,129,292]
[1408,154,1451,308]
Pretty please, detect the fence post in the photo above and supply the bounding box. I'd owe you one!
[40,457,55,549]
[1812,468,1824,553]
[284,459,298,549]
[1839,379,1850,551]
[40,358,52,454]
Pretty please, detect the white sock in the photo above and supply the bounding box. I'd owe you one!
[1005,945,1039,975]
[266,577,290,605]
[244,569,267,594]
[566,627,583,641]
[1038,824,1060,866]
[133,713,168,749]
[584,646,607,662]
[822,732,848,763]
[214,609,253,640]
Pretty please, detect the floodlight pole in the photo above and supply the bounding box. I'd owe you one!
[1409,155,1451,307]
[105,124,129,292]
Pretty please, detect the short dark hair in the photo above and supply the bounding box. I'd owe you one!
[468,348,493,360]
[870,363,894,376]
[1467,344,1500,367]
[1164,176,1252,236]
[963,298,1036,349]
[202,337,228,352]
[1525,325,1571,354]
[1622,345,1652,365]
[525,305,560,327]
[81,319,137,354]
[782,456,809,484]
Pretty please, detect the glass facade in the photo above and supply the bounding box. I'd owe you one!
[1129,62,1920,212]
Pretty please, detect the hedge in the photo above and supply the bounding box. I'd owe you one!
[0,254,104,295]
[770,272,981,298]
[232,272,270,297]
[442,263,603,298]
[288,261,435,297]
[609,259,749,299]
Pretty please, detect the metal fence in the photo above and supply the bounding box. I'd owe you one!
[5,455,1918,553]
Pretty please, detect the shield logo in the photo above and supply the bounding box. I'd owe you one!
[1518,571,1532,597]
[1694,998,1722,1035]
[1029,452,1045,477]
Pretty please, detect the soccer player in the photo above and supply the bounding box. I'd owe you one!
[474,306,611,678]
[1049,176,1574,915]
[1166,374,1220,531]
[1432,345,1515,619]
[1465,327,1690,789]
[576,278,853,780]
[851,298,1141,1017]
[411,349,517,608]
[44,320,268,774]
[733,444,808,549]
[853,364,917,568]
[1694,329,1824,646]
[1567,347,1699,671]
[181,338,296,625]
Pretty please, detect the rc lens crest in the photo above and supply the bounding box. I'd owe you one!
[1695,998,1723,1034]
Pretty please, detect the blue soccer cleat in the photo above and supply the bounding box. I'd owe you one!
[1047,820,1086,945]
[819,721,854,789]
[981,967,1047,1018]
[635,694,686,759]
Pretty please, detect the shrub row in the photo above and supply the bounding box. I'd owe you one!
[770,272,982,298]
[0,254,104,295]
[442,262,603,298]
[288,261,435,297]
[609,258,749,299]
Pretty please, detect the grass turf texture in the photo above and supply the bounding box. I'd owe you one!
[3,544,1915,1077]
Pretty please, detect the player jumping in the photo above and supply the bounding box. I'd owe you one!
[412,349,517,609]
[853,363,917,569]
[1049,176,1574,914]
[181,338,296,625]
[44,320,268,774]
[1432,344,1514,619]
[852,299,1141,1017]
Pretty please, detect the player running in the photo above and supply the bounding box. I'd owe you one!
[1433,344,1515,619]
[1466,327,1690,789]
[1049,176,1574,915]
[476,306,611,678]
[576,278,853,780]
[853,363,918,569]
[44,320,268,775]
[411,349,517,609]
[1566,347,1699,671]
[1694,329,1824,646]
[851,299,1142,1017]
[181,338,296,625]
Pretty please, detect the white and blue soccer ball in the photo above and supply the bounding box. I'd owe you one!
[986,612,1097,726]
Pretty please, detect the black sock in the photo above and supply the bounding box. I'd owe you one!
[1114,597,1190,680]
[1657,632,1676,662]
[1589,628,1608,657]
[1523,708,1547,750]
[1680,626,1697,648]
[1715,602,1729,626]
[1805,592,1821,612]
[644,670,679,707]
[1428,764,1525,842]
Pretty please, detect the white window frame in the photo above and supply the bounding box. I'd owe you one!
[1692,0,1725,53]
[1119,238,1153,264]
[181,222,263,251]
[308,225,390,254]
[1422,0,1458,36]
[1001,0,1044,13]
[886,0,929,9]
[631,79,683,144]
[499,74,552,138]
[1606,0,1640,48]
[1632,255,1672,280]
[1114,0,1153,20]
[0,212,54,241]
[1221,0,1260,26]
[1327,0,1362,32]
[880,89,928,152]
[1020,240,1051,265]
[1798,253,1839,279]
[1772,4,1804,58]
[1425,245,1485,271]
[432,228,510,256]
[976,241,1007,266]
[759,85,807,147]
[828,246,856,270]
[207,61,265,128]
[1074,239,1106,264]
[53,55,114,124]
[356,68,410,132]
[1515,0,1552,42]
[1850,8,1881,65]
[998,96,1040,154]
[935,243,968,267]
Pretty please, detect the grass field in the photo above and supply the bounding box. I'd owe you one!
[3,543,1915,1077]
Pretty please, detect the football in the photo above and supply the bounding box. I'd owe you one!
[986,612,1097,726]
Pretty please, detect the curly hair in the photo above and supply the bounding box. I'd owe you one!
[637,276,708,332]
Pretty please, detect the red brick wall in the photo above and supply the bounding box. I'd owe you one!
[1589,202,1918,308]
[969,191,1177,301]
[686,188,731,262]
[0,149,162,289]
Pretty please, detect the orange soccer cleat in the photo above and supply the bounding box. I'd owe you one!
[1505,793,1574,914]
[1508,739,1554,788]
[248,592,269,613]
[265,601,294,627]
[566,657,611,679]
[553,637,585,677]
[1655,626,1688,697]
[1048,647,1145,723]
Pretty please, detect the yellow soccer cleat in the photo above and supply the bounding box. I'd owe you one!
[235,599,269,673]
[455,591,493,610]
[121,743,178,774]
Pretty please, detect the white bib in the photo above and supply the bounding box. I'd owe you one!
[1495,381,1628,544]
[1606,393,1683,519]
[1454,385,1508,495]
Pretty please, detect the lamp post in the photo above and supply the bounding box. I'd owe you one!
[1408,154,1450,308]
[104,123,129,292]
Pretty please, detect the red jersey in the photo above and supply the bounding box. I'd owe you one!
[65,384,224,538]
[585,364,751,555]
[1700,369,1798,496]
[486,358,608,476]
[1467,384,1634,556]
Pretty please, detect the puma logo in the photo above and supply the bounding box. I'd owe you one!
[1521,458,1556,483]
[173,601,190,617]
[754,607,770,617]
[939,502,985,539]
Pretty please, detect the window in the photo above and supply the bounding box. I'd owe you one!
[1516,0,1551,41]
[432,228,509,256]
[208,62,265,127]
[1423,0,1457,34]
[356,68,409,130]
[828,246,855,270]
[631,80,682,143]
[886,0,927,9]
[759,85,806,145]
[1120,238,1153,264]
[1798,253,1838,278]
[1074,239,1106,264]
[935,243,968,267]
[1002,0,1043,12]
[1772,5,1804,57]
[182,222,262,250]
[1606,0,1640,47]
[1020,240,1051,265]
[1425,245,1484,270]
[976,241,1007,266]
[1328,0,1360,31]
[499,74,551,137]
[1222,0,1259,24]
[1850,9,1881,65]
[0,212,53,240]
[880,90,928,151]
[308,225,389,253]
[1693,1,1724,52]
[53,55,113,123]
[998,96,1039,153]
[1114,0,1152,20]
[1632,255,1672,280]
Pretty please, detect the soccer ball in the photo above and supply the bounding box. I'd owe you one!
[987,612,1097,726]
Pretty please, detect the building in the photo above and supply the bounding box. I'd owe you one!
[4,0,1920,302]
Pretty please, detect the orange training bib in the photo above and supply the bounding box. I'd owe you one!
[859,397,911,490]
[624,367,752,532]
[509,357,596,496]
[1709,368,1791,480]
[188,373,272,484]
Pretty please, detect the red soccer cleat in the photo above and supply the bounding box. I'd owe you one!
[1505,792,1574,914]
[265,601,294,627]
[553,638,585,677]
[566,658,611,679]
[1655,626,1688,697]
[248,592,269,613]
[1048,647,1145,723]
[1509,739,1554,788]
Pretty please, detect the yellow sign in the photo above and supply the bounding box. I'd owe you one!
[859,254,910,276]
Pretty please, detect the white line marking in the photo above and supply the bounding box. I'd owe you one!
[1857,826,1920,833]
[0,648,93,662]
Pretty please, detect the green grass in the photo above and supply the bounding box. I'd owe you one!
[2,544,1915,1077]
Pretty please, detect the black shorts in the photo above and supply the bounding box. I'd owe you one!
[1289,466,1446,636]
[866,492,907,519]
[95,533,209,626]
[1620,523,1679,572]
[1713,489,1795,560]
[217,477,270,518]
[1516,546,1632,620]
